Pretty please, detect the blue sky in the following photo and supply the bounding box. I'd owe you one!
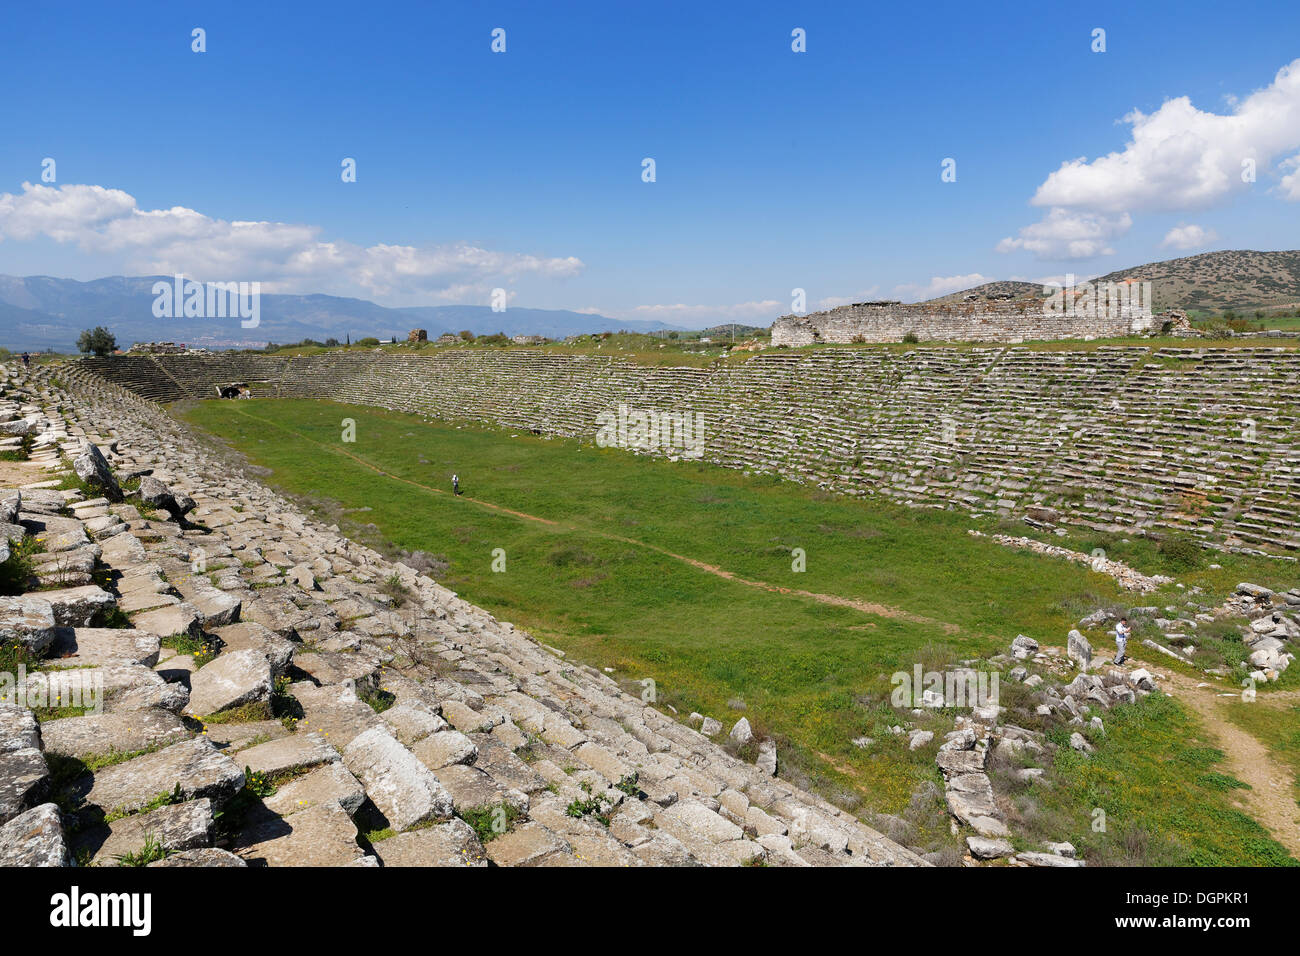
[1,0,1298,327]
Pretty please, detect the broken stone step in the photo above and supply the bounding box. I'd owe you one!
[233,800,367,867]
[0,803,70,866]
[77,797,214,866]
[341,726,454,831]
[238,732,339,779]
[46,627,160,668]
[184,648,273,718]
[371,818,488,867]
[71,737,244,818]
[40,708,190,761]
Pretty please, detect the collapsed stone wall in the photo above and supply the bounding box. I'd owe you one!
[72,345,1300,555]
[1,362,920,867]
[771,299,1154,346]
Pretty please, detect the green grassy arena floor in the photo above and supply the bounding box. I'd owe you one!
[178,398,1297,864]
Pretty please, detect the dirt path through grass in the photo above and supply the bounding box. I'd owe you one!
[224,405,958,632]
[1132,658,1300,856]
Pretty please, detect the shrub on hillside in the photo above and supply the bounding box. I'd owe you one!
[1157,533,1203,572]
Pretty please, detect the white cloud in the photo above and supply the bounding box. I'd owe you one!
[0,182,583,300]
[1280,153,1300,201]
[1161,223,1218,250]
[1000,58,1300,260]
[893,273,993,302]
[0,182,135,242]
[996,209,1132,259]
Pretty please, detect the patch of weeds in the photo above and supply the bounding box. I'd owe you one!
[0,638,37,680]
[33,703,94,721]
[1157,533,1205,573]
[115,833,169,867]
[380,573,411,608]
[565,780,614,826]
[160,632,216,667]
[0,537,44,595]
[1197,771,1252,792]
[546,544,605,568]
[200,701,274,724]
[459,802,523,843]
[358,685,396,714]
[106,783,185,823]
[100,606,134,630]
[614,772,641,797]
[244,767,275,798]
[271,675,303,729]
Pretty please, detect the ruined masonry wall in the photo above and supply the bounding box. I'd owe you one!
[771,301,1148,345]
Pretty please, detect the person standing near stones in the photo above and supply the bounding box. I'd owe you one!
[1114,617,1130,665]
[452,472,459,496]
[21,351,30,368]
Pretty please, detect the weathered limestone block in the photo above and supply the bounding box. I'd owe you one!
[131,602,205,640]
[47,627,159,667]
[77,737,244,816]
[0,701,41,753]
[238,732,338,778]
[0,747,49,824]
[412,730,477,769]
[234,801,367,867]
[342,726,454,830]
[0,803,70,866]
[41,708,189,760]
[484,822,568,866]
[83,798,214,866]
[0,595,58,654]
[373,818,487,867]
[138,476,196,520]
[944,773,1008,837]
[211,621,293,676]
[289,681,381,748]
[184,648,272,717]
[1067,629,1093,670]
[149,847,246,867]
[73,442,122,501]
[381,700,447,744]
[262,763,366,817]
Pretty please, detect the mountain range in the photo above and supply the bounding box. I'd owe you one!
[0,275,679,351]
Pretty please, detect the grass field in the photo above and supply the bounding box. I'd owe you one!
[179,397,1299,864]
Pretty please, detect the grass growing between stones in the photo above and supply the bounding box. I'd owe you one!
[460,802,523,842]
[179,398,1294,863]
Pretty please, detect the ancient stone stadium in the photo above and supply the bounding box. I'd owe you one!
[3,331,1300,870]
[0,362,921,867]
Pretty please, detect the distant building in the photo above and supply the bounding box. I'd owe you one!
[407,329,428,343]
[510,335,548,345]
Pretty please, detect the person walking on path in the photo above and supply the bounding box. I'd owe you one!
[1114,617,1131,665]
[452,472,460,496]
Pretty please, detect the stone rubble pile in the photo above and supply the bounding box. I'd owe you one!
[0,364,922,867]
[971,531,1175,593]
[893,633,1161,867]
